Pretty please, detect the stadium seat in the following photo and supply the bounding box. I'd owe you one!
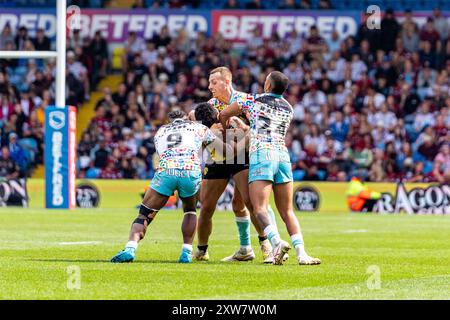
[14,66,27,77]
[86,168,101,179]
[317,170,327,181]
[412,152,426,163]
[18,138,38,164]
[293,170,305,181]
[111,47,125,71]
[423,161,433,174]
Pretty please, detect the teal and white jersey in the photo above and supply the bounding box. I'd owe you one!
[236,93,293,155]
[154,119,216,172]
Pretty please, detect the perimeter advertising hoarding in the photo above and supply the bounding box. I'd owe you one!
[211,10,359,42]
[2,9,449,44]
[0,9,210,41]
[27,179,450,214]
[0,178,28,207]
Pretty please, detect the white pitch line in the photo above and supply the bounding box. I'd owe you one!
[58,241,102,246]
[342,229,368,233]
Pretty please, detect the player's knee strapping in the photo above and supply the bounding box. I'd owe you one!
[133,204,159,225]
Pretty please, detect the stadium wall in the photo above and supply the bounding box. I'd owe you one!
[25,179,447,214]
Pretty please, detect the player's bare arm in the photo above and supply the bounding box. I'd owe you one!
[218,101,241,130]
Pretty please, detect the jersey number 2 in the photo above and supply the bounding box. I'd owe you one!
[257,115,271,135]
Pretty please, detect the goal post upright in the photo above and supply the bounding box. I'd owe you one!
[56,0,67,108]
[0,0,77,209]
[44,0,77,209]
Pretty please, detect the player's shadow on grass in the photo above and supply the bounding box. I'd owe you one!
[29,258,226,265]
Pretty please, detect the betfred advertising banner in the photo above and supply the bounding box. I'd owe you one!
[45,106,76,209]
[212,10,360,42]
[1,9,450,44]
[0,9,210,41]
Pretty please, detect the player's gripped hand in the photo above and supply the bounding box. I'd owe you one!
[212,123,225,132]
[229,117,249,132]
[210,123,224,137]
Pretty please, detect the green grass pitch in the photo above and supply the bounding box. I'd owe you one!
[0,208,449,299]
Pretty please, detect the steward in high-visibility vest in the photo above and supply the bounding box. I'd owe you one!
[346,177,381,212]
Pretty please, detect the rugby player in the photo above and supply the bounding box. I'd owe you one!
[190,67,283,263]
[219,71,321,265]
[110,109,236,263]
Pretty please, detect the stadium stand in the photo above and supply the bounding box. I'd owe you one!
[0,22,108,177]
[1,2,449,183]
[1,0,450,10]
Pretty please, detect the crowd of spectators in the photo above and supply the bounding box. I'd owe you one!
[79,7,450,183]
[0,24,108,178]
[1,4,448,183]
[104,0,335,10]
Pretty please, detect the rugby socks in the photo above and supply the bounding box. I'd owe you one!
[182,244,193,253]
[197,245,208,253]
[291,233,306,257]
[258,235,268,242]
[267,205,278,229]
[126,241,138,251]
[235,216,252,250]
[264,225,281,248]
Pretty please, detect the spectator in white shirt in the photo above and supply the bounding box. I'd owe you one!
[67,50,90,99]
[302,83,327,114]
[283,61,304,84]
[433,7,449,41]
[326,59,341,83]
[334,82,351,108]
[122,127,138,155]
[123,31,145,71]
[247,56,262,79]
[351,53,368,81]
[67,50,87,81]
[287,30,303,56]
[141,41,158,66]
[374,103,398,130]
[326,30,341,55]
[304,123,327,155]
[364,86,386,109]
[293,102,305,122]
[69,29,83,50]
[246,27,264,56]
[414,101,436,133]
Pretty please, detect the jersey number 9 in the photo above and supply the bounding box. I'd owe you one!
[167,133,182,148]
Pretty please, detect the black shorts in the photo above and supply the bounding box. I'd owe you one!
[203,153,249,180]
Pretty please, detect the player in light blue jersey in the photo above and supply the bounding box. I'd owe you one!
[219,71,321,265]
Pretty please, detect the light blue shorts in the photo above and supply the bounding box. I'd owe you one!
[249,150,293,184]
[150,169,202,198]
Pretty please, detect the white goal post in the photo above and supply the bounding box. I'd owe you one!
[0,0,66,107]
[0,0,78,209]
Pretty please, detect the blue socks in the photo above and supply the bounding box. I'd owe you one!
[235,216,251,248]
